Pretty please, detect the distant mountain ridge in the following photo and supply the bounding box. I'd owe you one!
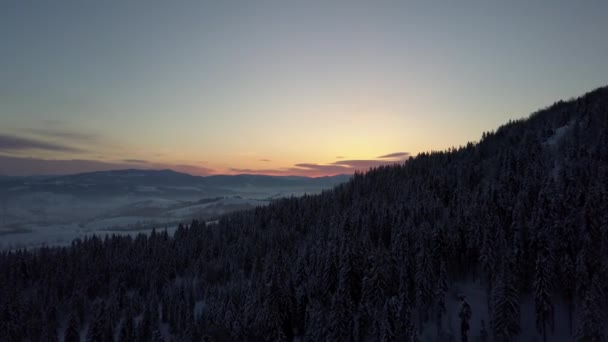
[0,169,351,186]
[0,168,351,199]
[11,168,349,183]
[3,167,345,177]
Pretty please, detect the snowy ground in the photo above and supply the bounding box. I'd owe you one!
[0,171,349,250]
[0,195,267,250]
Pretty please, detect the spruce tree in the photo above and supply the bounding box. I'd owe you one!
[119,316,137,342]
[534,254,554,342]
[63,315,80,342]
[491,265,520,342]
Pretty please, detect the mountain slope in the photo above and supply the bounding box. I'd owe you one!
[0,86,607,341]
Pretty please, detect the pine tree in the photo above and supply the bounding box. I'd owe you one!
[458,295,472,342]
[119,316,137,342]
[479,320,489,342]
[561,253,576,335]
[479,228,496,307]
[40,322,59,342]
[396,267,416,341]
[435,262,448,334]
[414,248,433,329]
[534,254,554,342]
[378,301,395,342]
[86,306,112,342]
[492,265,520,341]
[137,308,153,342]
[63,315,80,342]
[327,251,355,342]
[151,328,164,342]
[575,277,605,342]
[0,299,24,341]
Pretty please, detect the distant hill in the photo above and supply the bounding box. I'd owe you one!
[0,169,350,199]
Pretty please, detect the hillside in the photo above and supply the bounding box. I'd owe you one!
[1,86,607,341]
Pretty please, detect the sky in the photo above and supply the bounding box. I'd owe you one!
[1,1,607,177]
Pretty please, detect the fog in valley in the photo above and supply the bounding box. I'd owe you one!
[0,169,348,250]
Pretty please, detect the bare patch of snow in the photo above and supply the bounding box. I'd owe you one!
[544,121,574,147]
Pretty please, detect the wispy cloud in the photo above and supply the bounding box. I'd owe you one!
[258,158,271,162]
[39,119,65,126]
[228,167,288,175]
[168,163,215,175]
[290,163,351,176]
[228,152,409,177]
[0,155,127,176]
[291,158,403,176]
[0,134,85,153]
[25,128,98,142]
[333,159,399,168]
[377,152,410,159]
[122,159,149,164]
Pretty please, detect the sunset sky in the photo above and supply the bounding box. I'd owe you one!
[1,1,608,176]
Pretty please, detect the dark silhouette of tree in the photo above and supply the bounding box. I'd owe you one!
[63,315,81,342]
[119,315,137,342]
[459,295,472,342]
[492,263,520,341]
[534,253,554,342]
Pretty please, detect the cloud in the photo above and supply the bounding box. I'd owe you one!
[332,159,398,168]
[0,134,85,153]
[25,128,98,142]
[336,156,345,159]
[290,158,405,176]
[377,152,410,159]
[39,119,65,126]
[228,152,409,177]
[228,167,285,175]
[293,163,328,169]
[290,163,352,176]
[168,163,215,176]
[0,155,130,176]
[258,158,271,162]
[122,159,149,164]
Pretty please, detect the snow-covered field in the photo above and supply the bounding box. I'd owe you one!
[0,171,349,251]
[0,195,266,251]
[0,222,180,251]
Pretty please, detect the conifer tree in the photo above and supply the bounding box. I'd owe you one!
[458,294,472,342]
[119,316,137,342]
[534,254,554,342]
[63,315,80,342]
[492,265,520,341]
[435,262,448,333]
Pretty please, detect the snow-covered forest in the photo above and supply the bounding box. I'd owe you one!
[1,86,607,341]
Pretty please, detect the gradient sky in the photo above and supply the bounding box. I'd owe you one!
[1,1,607,176]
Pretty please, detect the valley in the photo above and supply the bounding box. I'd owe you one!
[0,170,349,250]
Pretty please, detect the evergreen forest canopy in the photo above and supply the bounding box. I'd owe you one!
[1,86,608,341]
